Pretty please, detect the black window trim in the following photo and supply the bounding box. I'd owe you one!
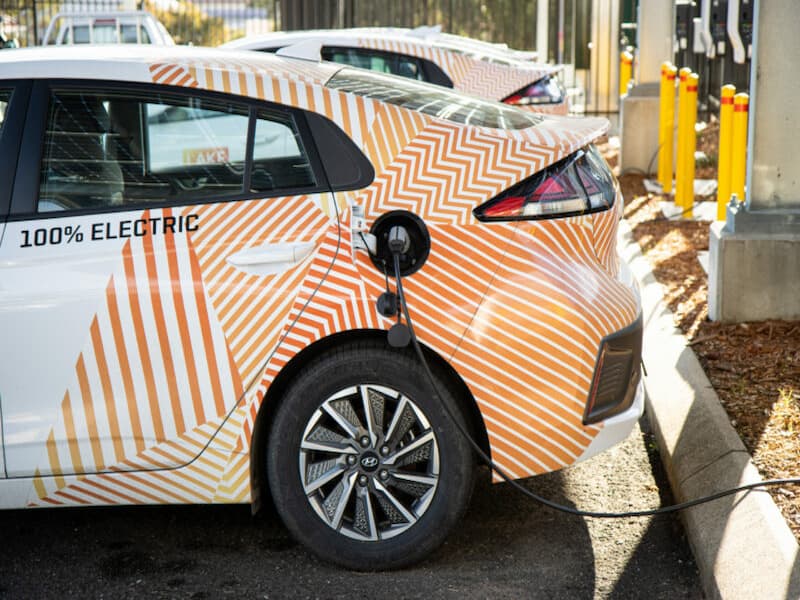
[1,81,33,224]
[7,78,333,222]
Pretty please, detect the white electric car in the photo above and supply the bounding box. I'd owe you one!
[222,28,569,114]
[0,45,641,570]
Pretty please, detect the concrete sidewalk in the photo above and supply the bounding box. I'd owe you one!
[618,221,800,600]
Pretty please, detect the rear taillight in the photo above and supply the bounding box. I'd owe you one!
[474,145,615,221]
[503,75,565,106]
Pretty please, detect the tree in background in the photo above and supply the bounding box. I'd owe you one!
[145,0,236,46]
[276,0,537,50]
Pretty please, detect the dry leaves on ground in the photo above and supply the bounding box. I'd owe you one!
[616,169,800,541]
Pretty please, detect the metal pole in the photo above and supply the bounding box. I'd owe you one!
[536,0,548,62]
[557,0,565,64]
[32,0,39,46]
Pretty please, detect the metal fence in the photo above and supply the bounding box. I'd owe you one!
[0,0,542,49]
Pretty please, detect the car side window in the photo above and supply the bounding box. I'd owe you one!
[322,47,425,81]
[38,89,315,213]
[251,110,316,192]
[0,90,10,133]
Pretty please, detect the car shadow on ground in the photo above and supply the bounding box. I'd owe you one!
[0,421,702,599]
[0,469,597,599]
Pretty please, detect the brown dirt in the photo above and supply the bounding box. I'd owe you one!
[607,135,800,541]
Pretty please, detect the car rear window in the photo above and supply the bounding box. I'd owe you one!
[322,46,425,81]
[326,67,542,130]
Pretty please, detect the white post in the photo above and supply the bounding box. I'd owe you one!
[536,0,549,63]
[636,0,674,84]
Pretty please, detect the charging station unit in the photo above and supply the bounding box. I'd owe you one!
[727,0,753,92]
[675,1,698,75]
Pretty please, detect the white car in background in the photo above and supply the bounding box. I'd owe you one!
[394,25,540,62]
[43,10,174,45]
[222,28,569,115]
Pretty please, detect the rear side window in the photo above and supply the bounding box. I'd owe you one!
[322,47,424,81]
[92,21,120,43]
[38,89,315,213]
[71,25,90,44]
[121,24,140,43]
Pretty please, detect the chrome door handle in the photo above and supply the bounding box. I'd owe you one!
[226,241,317,276]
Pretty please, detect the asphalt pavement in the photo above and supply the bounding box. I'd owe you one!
[0,418,700,600]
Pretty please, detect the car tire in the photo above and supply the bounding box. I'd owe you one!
[266,339,475,570]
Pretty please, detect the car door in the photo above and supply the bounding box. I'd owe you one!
[0,79,336,479]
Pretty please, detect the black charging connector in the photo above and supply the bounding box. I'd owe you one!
[387,225,411,255]
[368,210,430,277]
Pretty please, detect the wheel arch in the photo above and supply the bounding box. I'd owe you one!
[249,329,490,512]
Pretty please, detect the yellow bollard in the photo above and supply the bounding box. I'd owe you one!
[619,50,633,96]
[658,63,677,193]
[675,67,691,208]
[683,72,699,218]
[731,92,749,204]
[717,85,736,220]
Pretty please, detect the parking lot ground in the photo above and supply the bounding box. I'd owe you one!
[0,417,701,600]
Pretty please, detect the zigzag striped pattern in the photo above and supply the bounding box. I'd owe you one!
[19,53,629,507]
[265,217,636,480]
[31,407,248,506]
[363,104,430,175]
[184,196,331,389]
[452,219,638,479]
[358,37,473,85]
[510,116,609,156]
[256,225,378,394]
[148,57,601,156]
[357,36,566,112]
[593,190,625,275]
[360,120,559,225]
[255,219,513,405]
[518,102,570,116]
[35,208,242,483]
[456,60,554,103]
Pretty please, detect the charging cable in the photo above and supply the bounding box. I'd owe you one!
[387,224,800,519]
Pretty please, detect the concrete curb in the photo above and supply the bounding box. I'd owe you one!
[618,221,800,600]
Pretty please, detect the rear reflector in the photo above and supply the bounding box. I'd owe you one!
[583,314,642,425]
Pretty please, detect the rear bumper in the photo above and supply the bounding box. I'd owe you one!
[576,376,645,464]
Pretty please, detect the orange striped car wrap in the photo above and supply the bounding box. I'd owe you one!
[25,53,635,506]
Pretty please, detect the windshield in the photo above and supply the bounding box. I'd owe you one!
[326,67,542,130]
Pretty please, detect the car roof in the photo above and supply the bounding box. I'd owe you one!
[222,28,432,50]
[0,44,342,84]
[0,44,608,160]
[222,28,560,79]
